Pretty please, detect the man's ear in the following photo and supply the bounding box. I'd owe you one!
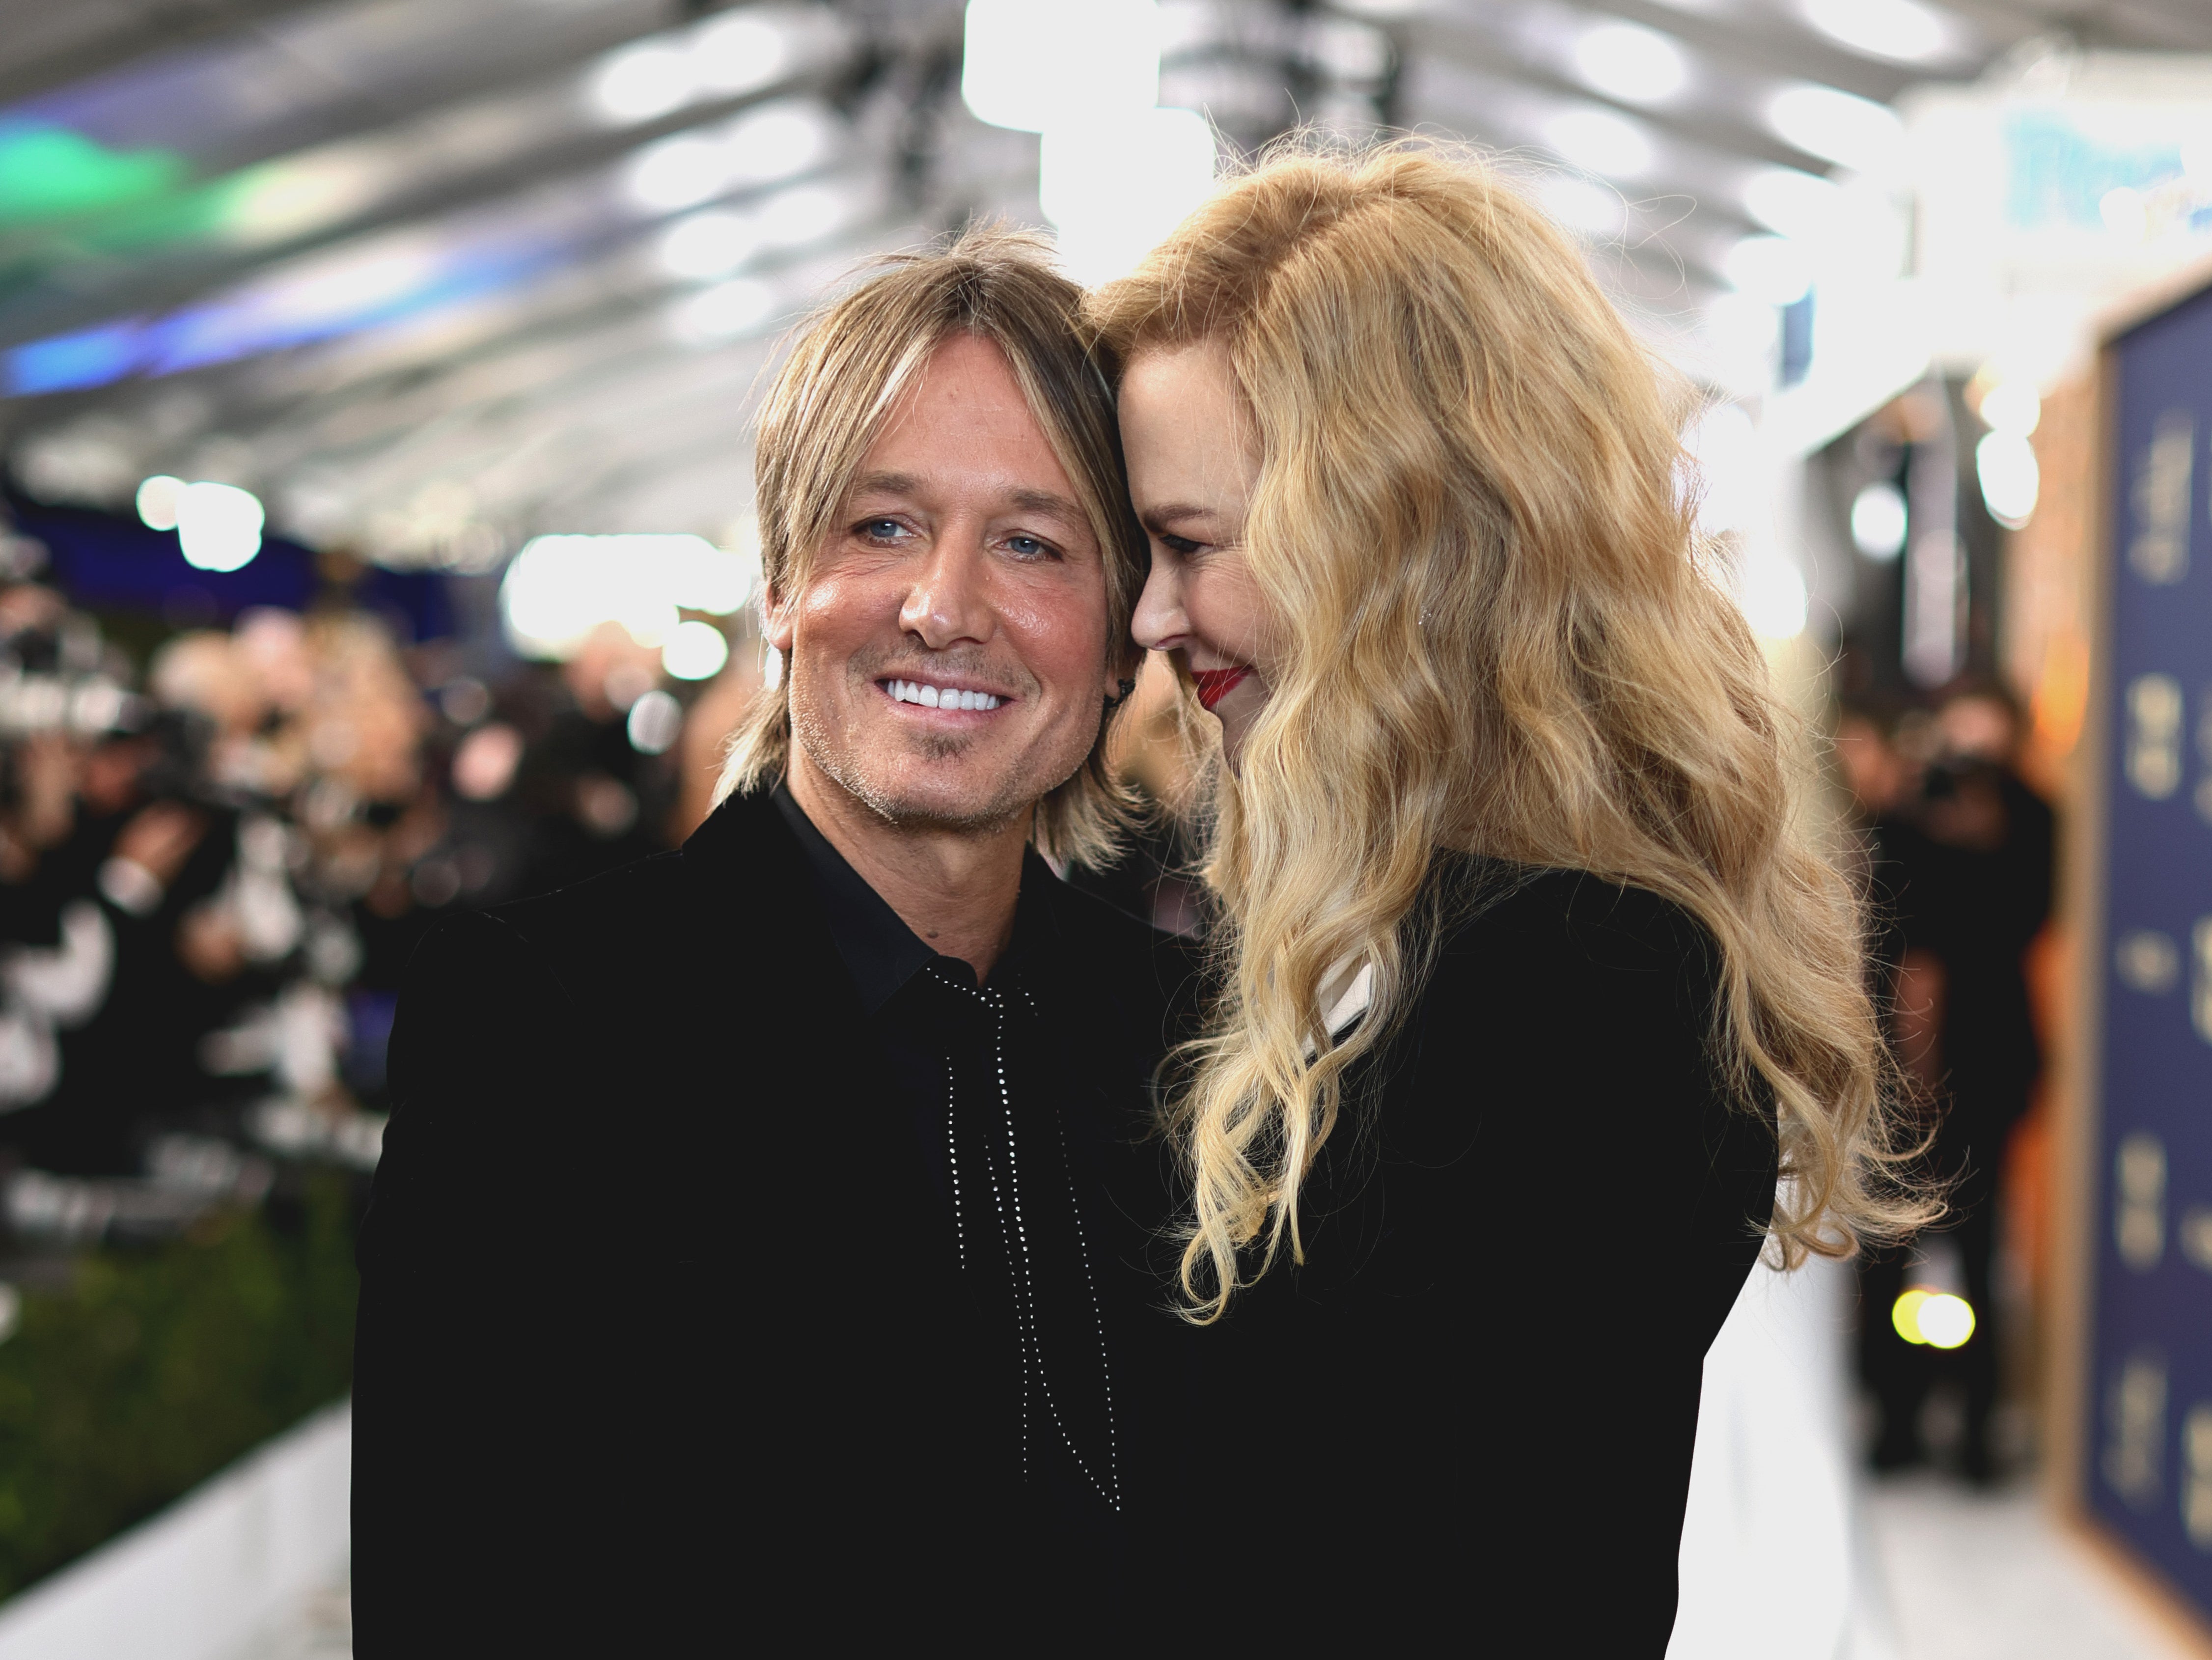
[762,584,796,653]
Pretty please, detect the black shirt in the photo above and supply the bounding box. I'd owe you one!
[350,788,1189,1652]
[772,784,1128,1544]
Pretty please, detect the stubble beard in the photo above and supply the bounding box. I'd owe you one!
[788,660,1045,838]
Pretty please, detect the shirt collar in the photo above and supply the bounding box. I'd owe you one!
[773,782,940,1015]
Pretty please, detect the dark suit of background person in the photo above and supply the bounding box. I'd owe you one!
[1861,758,2054,1478]
[1182,868,1778,1653]
[350,785,1193,1650]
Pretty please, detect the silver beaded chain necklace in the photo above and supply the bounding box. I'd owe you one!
[927,965,1122,1514]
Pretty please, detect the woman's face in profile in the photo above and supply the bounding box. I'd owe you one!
[1120,339,1272,762]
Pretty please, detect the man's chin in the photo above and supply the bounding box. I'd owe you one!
[862,791,1030,837]
[832,761,1037,838]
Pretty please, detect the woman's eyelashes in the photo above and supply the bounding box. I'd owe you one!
[1158,531,1204,557]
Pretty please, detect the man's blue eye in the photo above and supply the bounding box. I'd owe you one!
[1008,536,1044,556]
[860,519,904,539]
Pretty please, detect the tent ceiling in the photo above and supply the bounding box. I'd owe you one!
[0,0,2204,563]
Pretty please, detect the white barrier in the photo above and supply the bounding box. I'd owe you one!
[0,1400,349,1660]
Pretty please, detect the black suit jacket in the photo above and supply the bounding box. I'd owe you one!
[351,790,1191,1651]
[1180,870,1779,1652]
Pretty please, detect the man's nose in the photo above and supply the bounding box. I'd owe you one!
[900,535,993,649]
[1131,553,1185,652]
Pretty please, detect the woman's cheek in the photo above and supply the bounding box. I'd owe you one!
[1189,558,1271,667]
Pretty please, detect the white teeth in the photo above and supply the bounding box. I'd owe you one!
[888,679,1000,710]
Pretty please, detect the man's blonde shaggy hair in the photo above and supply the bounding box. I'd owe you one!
[719,226,1145,868]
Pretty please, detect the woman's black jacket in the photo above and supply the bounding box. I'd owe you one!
[1171,868,1779,1652]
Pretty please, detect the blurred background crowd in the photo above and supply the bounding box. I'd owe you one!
[0,553,758,1235]
[0,0,2207,1655]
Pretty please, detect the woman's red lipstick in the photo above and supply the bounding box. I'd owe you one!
[1192,666,1251,711]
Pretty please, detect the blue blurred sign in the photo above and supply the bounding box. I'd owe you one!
[2089,276,2212,1615]
[3,490,453,641]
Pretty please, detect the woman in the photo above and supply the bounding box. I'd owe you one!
[1088,146,1923,1645]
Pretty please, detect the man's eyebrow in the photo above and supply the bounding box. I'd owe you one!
[847,470,921,497]
[847,472,1087,525]
[1007,486,1086,522]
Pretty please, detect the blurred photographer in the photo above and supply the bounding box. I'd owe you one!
[1859,686,2054,1480]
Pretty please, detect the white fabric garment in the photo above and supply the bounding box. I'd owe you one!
[200,983,344,1095]
[0,1007,58,1110]
[1669,1247,1899,1660]
[0,900,116,1112]
[1320,958,1373,1038]
[226,814,305,964]
[5,900,113,1027]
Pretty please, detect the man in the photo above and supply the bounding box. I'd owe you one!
[351,231,1188,1650]
[1862,687,2053,1481]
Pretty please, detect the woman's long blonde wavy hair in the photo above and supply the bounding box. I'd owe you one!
[1087,143,1930,1321]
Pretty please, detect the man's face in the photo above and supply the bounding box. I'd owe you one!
[768,332,1118,836]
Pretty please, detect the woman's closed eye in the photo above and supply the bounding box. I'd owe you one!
[1158,531,1204,557]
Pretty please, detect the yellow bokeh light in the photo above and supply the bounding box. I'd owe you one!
[1891,1286,1976,1349]
[1891,1288,1931,1344]
[1916,1292,1976,1350]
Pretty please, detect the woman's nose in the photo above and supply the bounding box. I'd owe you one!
[1131,553,1185,652]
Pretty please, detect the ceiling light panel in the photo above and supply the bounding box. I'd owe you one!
[1400,52,1790,290]
[1723,234,1813,304]
[585,8,824,128]
[1740,165,1839,240]
[0,92,855,396]
[1542,106,1659,180]
[961,0,1162,133]
[0,10,854,358]
[1539,174,1626,238]
[1764,83,1905,175]
[1570,21,1691,107]
[15,0,664,167]
[1799,0,1962,66]
[1413,1,1890,185]
[619,100,842,215]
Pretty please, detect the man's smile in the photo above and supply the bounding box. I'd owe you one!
[878,675,1012,714]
